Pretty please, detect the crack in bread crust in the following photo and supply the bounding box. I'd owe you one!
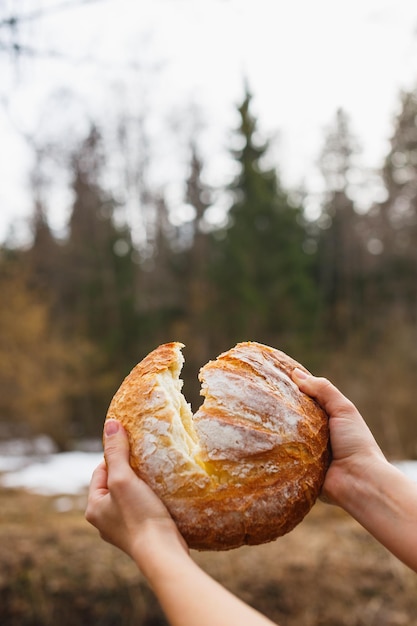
[105,341,330,551]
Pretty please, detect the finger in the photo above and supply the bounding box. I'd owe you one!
[103,419,130,467]
[88,459,108,495]
[103,419,136,491]
[292,368,357,418]
[85,460,109,527]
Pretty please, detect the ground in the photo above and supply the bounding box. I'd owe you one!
[1,487,416,626]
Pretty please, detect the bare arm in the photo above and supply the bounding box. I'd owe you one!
[86,369,417,626]
[134,530,275,626]
[292,368,417,572]
[86,420,277,626]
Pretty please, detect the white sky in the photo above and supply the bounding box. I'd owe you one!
[1,0,417,242]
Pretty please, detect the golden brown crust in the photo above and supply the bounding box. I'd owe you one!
[105,341,330,551]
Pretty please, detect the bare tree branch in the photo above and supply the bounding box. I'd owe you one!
[0,0,108,29]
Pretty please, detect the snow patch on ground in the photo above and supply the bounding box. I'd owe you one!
[0,439,103,495]
[1,438,417,496]
[393,461,417,483]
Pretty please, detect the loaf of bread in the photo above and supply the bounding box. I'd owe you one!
[105,341,330,550]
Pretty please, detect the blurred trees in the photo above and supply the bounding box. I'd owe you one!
[209,90,318,353]
[316,108,366,340]
[0,258,89,450]
[378,91,417,325]
[0,87,416,457]
[313,102,417,458]
[62,126,139,433]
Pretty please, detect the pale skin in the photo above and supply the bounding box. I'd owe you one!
[86,369,417,626]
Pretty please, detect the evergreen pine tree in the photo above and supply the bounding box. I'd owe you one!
[28,200,61,295]
[316,108,366,339]
[64,126,139,434]
[210,89,317,351]
[378,89,417,325]
[179,144,213,408]
[67,127,137,351]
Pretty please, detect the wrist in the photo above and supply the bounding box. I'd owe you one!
[324,449,389,515]
[131,519,191,581]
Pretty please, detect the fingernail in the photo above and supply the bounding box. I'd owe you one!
[104,420,120,437]
[293,367,308,380]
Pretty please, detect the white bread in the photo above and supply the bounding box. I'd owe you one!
[105,342,330,550]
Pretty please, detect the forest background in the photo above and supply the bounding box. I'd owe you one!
[0,0,416,459]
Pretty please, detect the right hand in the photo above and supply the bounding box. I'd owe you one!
[291,369,387,506]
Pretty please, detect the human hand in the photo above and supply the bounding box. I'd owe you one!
[87,422,280,626]
[291,369,387,507]
[85,419,188,563]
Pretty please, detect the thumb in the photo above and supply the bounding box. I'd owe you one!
[292,368,354,418]
[103,419,130,469]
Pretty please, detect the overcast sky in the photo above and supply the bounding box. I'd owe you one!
[1,0,417,243]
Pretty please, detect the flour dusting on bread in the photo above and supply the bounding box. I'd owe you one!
[105,341,330,550]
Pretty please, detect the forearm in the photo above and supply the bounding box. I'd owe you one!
[132,525,276,626]
[335,456,417,572]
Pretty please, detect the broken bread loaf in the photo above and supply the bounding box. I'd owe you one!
[105,341,330,550]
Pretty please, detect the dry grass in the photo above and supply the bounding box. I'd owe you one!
[1,487,416,626]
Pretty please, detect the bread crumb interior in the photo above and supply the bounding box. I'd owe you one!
[158,361,207,471]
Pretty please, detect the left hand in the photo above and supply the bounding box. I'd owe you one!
[85,419,187,560]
